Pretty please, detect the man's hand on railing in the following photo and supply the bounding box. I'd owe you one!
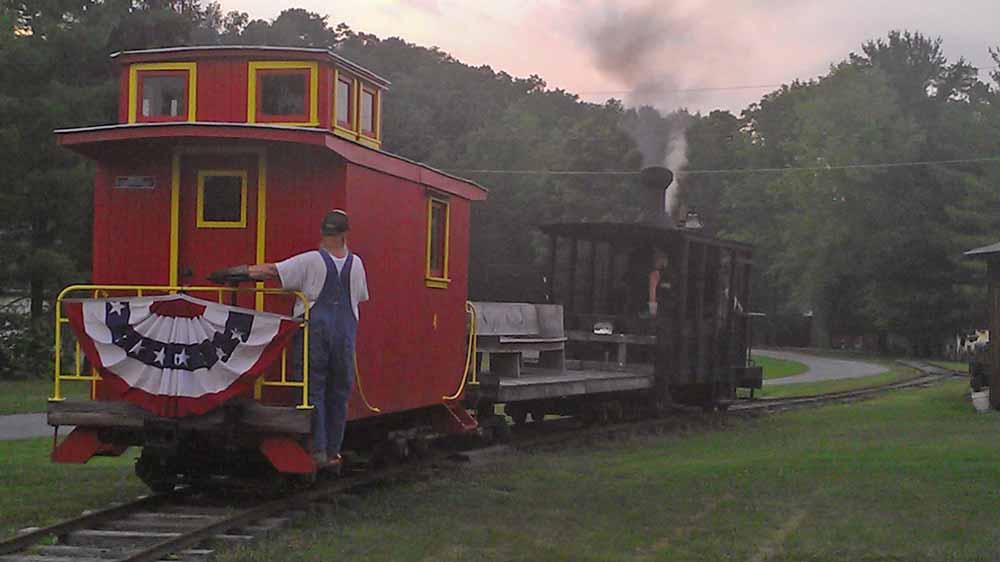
[208,265,253,284]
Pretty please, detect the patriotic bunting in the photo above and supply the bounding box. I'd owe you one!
[64,294,300,417]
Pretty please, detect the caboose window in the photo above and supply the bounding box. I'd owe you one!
[426,197,450,288]
[197,170,247,228]
[139,72,187,120]
[258,70,307,120]
[247,61,318,125]
[360,87,376,137]
[128,62,196,123]
[336,76,353,128]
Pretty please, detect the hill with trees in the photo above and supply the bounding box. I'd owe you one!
[3,2,1000,369]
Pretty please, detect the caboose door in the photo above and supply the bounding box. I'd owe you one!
[177,152,260,308]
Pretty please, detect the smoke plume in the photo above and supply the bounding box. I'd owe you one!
[578,2,697,219]
[664,125,689,219]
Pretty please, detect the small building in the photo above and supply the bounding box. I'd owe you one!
[965,241,1000,409]
[55,46,487,425]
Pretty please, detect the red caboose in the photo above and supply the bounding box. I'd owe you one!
[49,46,486,487]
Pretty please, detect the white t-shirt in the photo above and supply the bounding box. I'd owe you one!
[275,249,369,319]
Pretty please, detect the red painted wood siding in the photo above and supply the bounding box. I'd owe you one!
[343,164,472,418]
[89,137,476,418]
[92,147,173,285]
[116,57,336,126]
[195,59,247,123]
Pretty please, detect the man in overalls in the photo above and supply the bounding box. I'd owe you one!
[212,210,369,470]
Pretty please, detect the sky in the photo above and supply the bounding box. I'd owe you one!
[217,0,1000,114]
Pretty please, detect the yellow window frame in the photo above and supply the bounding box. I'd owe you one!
[128,62,197,124]
[197,169,247,228]
[425,196,451,289]
[247,61,319,126]
[333,69,357,136]
[359,85,381,144]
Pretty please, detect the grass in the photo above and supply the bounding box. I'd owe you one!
[751,354,809,380]
[928,360,969,374]
[0,378,91,415]
[224,380,1000,562]
[0,438,144,538]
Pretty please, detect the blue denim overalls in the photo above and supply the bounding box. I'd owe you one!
[309,250,357,456]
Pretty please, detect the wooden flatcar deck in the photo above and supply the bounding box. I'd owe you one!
[479,367,654,403]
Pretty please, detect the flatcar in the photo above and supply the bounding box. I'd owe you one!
[45,45,761,491]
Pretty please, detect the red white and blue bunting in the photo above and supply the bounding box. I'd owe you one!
[64,294,300,417]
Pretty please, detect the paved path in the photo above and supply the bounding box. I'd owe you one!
[756,349,886,386]
[0,413,55,440]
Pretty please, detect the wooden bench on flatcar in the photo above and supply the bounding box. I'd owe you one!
[471,302,566,378]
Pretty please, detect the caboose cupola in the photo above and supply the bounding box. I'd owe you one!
[117,45,390,148]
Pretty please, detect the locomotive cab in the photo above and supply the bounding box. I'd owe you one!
[540,221,761,408]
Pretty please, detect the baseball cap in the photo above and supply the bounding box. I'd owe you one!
[321,209,349,235]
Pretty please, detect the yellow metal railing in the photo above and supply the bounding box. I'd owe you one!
[51,284,312,410]
[442,301,479,400]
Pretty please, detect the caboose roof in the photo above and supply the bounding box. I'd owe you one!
[54,122,486,201]
[112,45,391,89]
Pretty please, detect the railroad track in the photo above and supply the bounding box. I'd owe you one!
[1,360,959,562]
[731,360,962,415]
[0,459,436,562]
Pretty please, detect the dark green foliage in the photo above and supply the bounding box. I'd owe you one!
[0,312,53,379]
[3,4,1000,358]
[712,31,1000,354]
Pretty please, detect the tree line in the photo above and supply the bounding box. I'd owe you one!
[2,2,999,374]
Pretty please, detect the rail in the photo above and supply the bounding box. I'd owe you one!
[50,284,312,409]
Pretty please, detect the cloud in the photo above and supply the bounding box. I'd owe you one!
[570,0,846,112]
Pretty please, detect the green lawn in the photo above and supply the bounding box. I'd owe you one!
[751,354,809,380]
[224,380,999,561]
[0,439,144,538]
[0,378,91,415]
[928,360,969,374]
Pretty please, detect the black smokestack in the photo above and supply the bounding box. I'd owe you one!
[639,166,674,226]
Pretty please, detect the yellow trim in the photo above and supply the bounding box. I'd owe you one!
[247,61,319,126]
[52,284,312,409]
[359,86,378,139]
[333,127,356,141]
[128,62,197,124]
[169,153,181,285]
[425,195,451,289]
[357,137,381,150]
[352,75,360,133]
[196,169,247,228]
[332,70,357,131]
[353,350,381,413]
[442,302,478,400]
[255,153,267,311]
[356,86,381,147]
